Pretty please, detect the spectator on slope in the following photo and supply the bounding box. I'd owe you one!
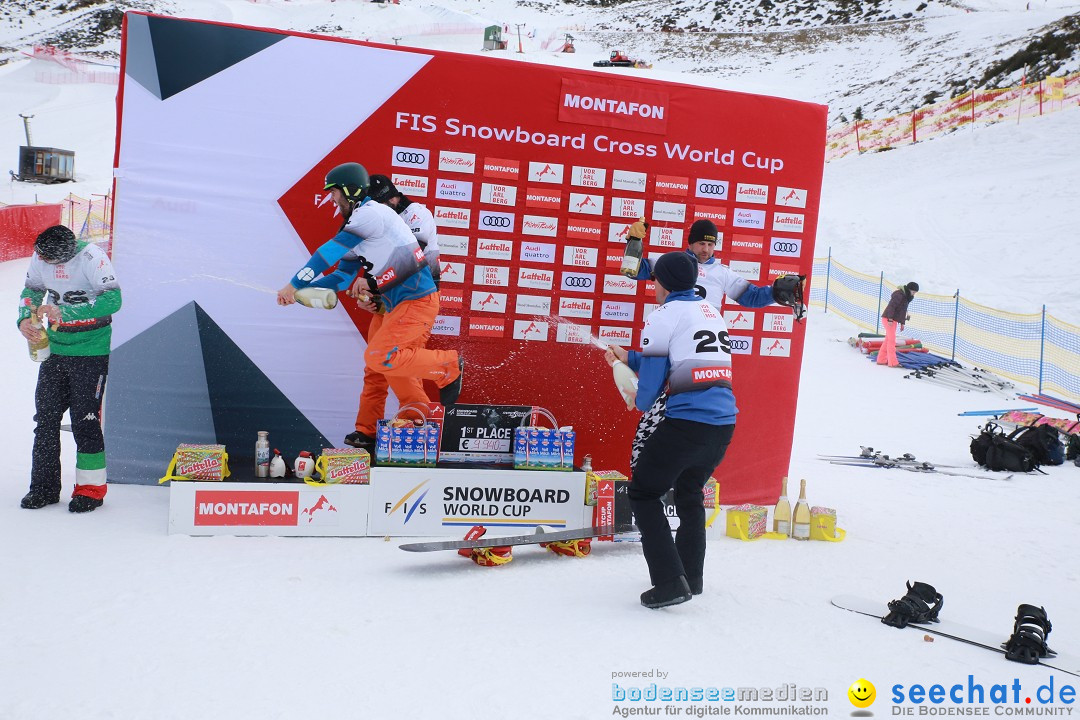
[878,282,919,368]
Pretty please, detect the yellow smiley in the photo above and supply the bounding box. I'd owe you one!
[848,678,876,708]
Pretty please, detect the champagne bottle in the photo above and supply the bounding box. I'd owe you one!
[28,315,51,362]
[619,235,644,278]
[294,287,338,309]
[792,478,811,541]
[619,218,647,278]
[773,476,792,536]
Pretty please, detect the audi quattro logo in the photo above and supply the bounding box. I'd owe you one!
[562,273,595,291]
[392,146,429,169]
[479,211,515,232]
[728,336,753,355]
[696,180,729,200]
[770,239,802,257]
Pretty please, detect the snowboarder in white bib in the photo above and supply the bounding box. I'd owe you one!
[607,252,736,609]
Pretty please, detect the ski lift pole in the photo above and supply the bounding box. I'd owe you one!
[875,271,883,335]
[1038,304,1046,395]
[823,247,832,314]
[951,289,960,361]
[515,24,525,54]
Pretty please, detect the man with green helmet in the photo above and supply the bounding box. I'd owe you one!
[278,162,463,451]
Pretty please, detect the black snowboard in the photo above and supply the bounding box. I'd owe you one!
[399,524,638,552]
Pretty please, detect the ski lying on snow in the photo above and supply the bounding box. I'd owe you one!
[825,459,1013,481]
[831,595,1079,677]
[399,524,638,552]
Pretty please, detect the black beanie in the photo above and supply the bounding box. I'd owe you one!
[35,225,78,263]
[367,174,399,204]
[906,282,920,292]
[688,219,719,245]
[653,252,698,292]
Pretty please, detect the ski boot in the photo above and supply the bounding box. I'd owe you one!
[456,526,513,567]
[1003,604,1055,664]
[882,581,943,628]
[541,538,592,557]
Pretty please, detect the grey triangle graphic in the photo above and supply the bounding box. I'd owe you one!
[123,13,162,99]
[107,301,330,485]
[124,14,287,101]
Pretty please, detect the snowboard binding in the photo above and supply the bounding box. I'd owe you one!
[456,526,513,567]
[882,581,944,628]
[541,538,592,557]
[1003,604,1055,664]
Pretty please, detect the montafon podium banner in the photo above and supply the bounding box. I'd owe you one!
[107,12,826,505]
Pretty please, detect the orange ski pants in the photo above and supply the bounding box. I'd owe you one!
[355,292,458,436]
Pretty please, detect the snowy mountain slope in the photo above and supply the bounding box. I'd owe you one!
[2,0,1079,124]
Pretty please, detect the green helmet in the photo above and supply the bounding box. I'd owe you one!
[323,162,370,202]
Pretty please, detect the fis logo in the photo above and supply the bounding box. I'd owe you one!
[385,480,429,523]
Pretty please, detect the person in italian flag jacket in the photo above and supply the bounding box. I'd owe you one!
[17,226,121,513]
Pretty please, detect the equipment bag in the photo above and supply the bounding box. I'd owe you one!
[969,421,999,467]
[1011,424,1064,466]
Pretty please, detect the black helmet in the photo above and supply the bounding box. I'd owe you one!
[35,225,78,264]
[367,174,400,204]
[323,162,370,202]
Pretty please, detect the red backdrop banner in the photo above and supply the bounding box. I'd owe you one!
[278,51,827,506]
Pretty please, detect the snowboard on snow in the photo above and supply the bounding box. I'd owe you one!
[832,594,1079,677]
[399,524,638,552]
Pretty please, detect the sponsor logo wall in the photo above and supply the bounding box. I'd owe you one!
[113,15,826,505]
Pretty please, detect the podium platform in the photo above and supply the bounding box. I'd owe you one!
[168,465,591,537]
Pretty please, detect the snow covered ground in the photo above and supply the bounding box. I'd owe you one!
[2,284,1077,719]
[2,2,1079,718]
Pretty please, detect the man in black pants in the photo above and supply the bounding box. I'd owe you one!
[17,226,122,513]
[606,252,737,608]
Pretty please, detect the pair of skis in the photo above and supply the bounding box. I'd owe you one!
[819,448,1013,480]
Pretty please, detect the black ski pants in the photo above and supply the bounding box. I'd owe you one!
[629,417,734,587]
[30,354,109,497]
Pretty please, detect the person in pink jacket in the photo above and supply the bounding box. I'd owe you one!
[878,282,919,367]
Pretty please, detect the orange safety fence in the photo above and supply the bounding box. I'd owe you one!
[826,71,1080,161]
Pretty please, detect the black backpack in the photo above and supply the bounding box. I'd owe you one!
[1011,424,1064,466]
[971,422,1039,473]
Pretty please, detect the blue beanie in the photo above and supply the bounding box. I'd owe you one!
[653,252,698,292]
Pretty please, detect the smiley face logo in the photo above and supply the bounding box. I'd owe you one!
[848,678,876,708]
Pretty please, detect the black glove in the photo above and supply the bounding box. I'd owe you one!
[772,274,807,322]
